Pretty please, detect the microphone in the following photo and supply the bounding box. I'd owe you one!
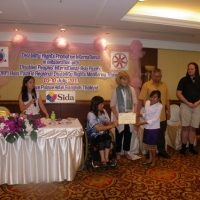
[31,93,36,107]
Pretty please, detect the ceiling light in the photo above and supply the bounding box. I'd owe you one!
[93,37,107,50]
[139,0,145,2]
[60,28,66,32]
[14,29,19,32]
[53,37,69,49]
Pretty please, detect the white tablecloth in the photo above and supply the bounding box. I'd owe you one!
[0,120,84,185]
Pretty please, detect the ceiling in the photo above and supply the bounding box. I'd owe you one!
[0,0,200,44]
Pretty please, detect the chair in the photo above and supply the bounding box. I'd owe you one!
[166,104,196,150]
[83,128,117,170]
[0,106,10,117]
[166,104,182,150]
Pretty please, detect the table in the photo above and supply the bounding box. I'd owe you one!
[0,119,84,185]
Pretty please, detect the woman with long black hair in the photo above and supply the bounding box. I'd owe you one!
[87,96,118,166]
[19,76,49,118]
[176,62,200,155]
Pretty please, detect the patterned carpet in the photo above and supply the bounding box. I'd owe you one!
[1,140,200,200]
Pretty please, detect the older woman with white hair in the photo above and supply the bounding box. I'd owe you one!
[110,71,138,160]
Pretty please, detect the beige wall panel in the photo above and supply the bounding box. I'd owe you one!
[158,49,200,100]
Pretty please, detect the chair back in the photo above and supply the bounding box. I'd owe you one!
[167,104,180,125]
[0,106,10,117]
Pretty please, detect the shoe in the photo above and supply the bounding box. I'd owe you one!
[101,162,107,167]
[124,153,132,160]
[142,162,152,166]
[180,149,186,154]
[107,161,116,167]
[148,164,157,169]
[180,144,186,154]
[189,149,198,155]
[158,152,171,159]
[189,144,198,155]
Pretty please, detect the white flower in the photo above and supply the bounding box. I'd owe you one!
[4,116,9,121]
[0,123,5,130]
[24,119,33,133]
[26,123,33,133]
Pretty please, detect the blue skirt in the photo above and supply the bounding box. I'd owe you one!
[143,128,159,145]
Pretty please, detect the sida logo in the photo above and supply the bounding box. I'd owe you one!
[46,92,57,102]
[46,91,75,103]
[57,93,75,101]
[0,47,9,67]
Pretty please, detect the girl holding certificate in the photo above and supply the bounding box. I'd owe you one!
[135,90,163,168]
[110,71,138,160]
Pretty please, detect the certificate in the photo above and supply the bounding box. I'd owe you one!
[118,113,136,124]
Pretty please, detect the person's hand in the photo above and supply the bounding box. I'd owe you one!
[166,112,171,120]
[136,113,142,118]
[30,98,35,105]
[45,113,49,119]
[134,122,142,127]
[113,120,118,127]
[187,102,194,108]
[192,101,199,108]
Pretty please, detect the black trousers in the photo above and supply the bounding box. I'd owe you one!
[157,120,167,154]
[116,124,132,153]
[94,133,111,150]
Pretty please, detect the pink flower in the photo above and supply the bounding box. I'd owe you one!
[0,113,46,143]
[19,114,27,119]
[9,113,19,118]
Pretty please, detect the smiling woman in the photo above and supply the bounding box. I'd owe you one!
[18,76,49,119]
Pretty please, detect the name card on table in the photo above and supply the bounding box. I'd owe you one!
[118,113,136,124]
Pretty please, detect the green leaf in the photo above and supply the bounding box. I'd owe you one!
[4,133,19,144]
[18,131,26,140]
[7,116,14,120]
[30,130,37,142]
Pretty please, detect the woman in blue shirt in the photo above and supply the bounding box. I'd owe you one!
[87,96,118,166]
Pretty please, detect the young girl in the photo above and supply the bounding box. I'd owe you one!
[19,76,49,119]
[135,90,163,168]
[87,96,118,166]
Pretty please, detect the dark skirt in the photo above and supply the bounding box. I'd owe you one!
[142,128,160,151]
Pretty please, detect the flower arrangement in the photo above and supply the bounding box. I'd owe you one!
[0,113,46,144]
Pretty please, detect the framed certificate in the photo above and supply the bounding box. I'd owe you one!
[118,113,136,124]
